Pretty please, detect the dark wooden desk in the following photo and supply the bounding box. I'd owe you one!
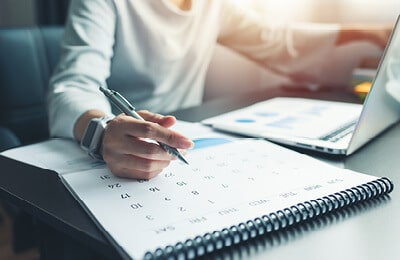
[0,88,399,259]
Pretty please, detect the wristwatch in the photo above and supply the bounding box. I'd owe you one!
[80,116,113,160]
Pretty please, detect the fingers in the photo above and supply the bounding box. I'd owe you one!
[369,28,391,50]
[104,133,176,161]
[359,57,381,69]
[101,113,193,179]
[336,25,392,50]
[110,114,194,149]
[138,110,176,128]
[104,150,172,180]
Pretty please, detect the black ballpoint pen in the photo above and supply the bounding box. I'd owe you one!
[99,86,189,165]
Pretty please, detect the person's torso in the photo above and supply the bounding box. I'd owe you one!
[107,0,222,113]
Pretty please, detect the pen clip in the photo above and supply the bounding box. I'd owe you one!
[112,90,136,111]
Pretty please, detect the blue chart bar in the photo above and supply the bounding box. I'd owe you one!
[235,118,256,123]
[192,138,231,149]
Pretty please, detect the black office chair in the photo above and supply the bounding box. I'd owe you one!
[0,27,64,152]
[0,26,64,253]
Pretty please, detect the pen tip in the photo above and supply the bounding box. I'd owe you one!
[179,155,189,165]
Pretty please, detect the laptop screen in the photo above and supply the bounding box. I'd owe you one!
[347,15,400,154]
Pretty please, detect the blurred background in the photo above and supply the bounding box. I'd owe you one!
[207,0,400,99]
[1,0,399,27]
[0,1,399,259]
[237,0,400,24]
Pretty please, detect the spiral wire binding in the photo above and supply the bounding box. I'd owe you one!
[144,177,393,259]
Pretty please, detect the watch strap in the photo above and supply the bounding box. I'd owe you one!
[80,116,114,160]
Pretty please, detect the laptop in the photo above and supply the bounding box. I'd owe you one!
[203,17,400,156]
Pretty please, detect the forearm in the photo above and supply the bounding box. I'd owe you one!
[47,0,116,139]
[218,2,339,77]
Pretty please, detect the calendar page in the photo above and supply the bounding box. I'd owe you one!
[61,139,377,259]
[1,121,385,259]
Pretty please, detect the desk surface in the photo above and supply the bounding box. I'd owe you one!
[1,88,399,259]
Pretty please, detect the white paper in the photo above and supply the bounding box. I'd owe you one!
[1,138,104,174]
[1,121,381,259]
[203,98,362,139]
[62,140,376,259]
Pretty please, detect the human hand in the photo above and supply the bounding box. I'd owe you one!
[336,24,393,49]
[101,110,194,179]
[358,56,381,69]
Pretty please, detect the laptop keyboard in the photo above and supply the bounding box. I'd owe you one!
[320,120,357,143]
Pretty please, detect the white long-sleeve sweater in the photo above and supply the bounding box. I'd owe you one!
[48,0,340,138]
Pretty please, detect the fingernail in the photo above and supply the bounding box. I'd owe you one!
[181,139,194,149]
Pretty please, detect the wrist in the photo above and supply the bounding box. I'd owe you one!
[80,115,114,160]
[74,110,107,141]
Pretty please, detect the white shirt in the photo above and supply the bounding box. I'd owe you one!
[48,0,339,138]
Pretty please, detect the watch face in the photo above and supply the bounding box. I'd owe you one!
[81,120,98,149]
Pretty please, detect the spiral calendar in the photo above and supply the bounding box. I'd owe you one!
[1,123,393,259]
